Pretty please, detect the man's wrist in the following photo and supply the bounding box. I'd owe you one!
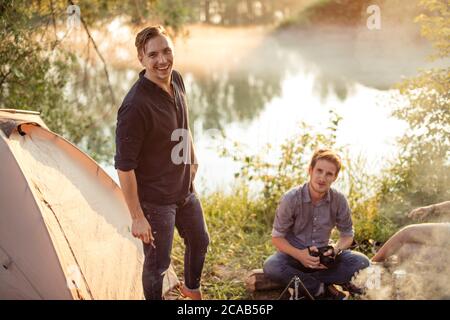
[294,248,307,262]
[333,245,342,255]
[131,208,145,220]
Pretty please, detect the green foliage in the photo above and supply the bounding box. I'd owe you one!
[227,111,341,220]
[0,1,112,162]
[225,110,392,245]
[339,155,397,243]
[278,0,374,29]
[155,0,191,35]
[415,0,450,60]
[42,1,187,33]
[378,0,450,226]
[180,0,308,26]
[0,0,195,162]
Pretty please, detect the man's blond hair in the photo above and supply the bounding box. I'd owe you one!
[309,149,342,176]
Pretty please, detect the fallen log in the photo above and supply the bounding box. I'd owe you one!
[245,269,286,299]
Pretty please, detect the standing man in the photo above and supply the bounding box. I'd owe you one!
[114,26,209,300]
[263,149,369,299]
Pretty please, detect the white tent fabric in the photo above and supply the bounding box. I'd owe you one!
[0,109,179,299]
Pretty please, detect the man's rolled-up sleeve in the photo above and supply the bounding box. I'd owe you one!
[114,103,149,171]
[336,195,354,237]
[272,194,295,238]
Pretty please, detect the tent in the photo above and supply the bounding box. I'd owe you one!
[0,109,179,299]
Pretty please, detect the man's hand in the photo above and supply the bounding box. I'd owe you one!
[408,206,431,221]
[296,247,327,269]
[323,245,340,257]
[117,169,155,247]
[132,216,155,247]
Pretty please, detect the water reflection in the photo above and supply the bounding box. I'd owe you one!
[66,64,135,162]
[186,70,283,131]
[181,28,361,132]
[68,25,409,139]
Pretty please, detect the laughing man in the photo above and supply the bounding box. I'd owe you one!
[114,26,209,300]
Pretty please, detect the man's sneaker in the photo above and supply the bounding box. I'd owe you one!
[323,284,349,300]
[341,282,365,296]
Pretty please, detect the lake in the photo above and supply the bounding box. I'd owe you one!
[67,22,439,194]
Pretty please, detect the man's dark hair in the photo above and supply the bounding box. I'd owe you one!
[135,25,168,56]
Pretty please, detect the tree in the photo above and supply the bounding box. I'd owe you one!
[0,0,192,162]
[378,0,450,226]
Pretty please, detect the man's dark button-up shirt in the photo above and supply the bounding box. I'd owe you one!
[114,69,197,205]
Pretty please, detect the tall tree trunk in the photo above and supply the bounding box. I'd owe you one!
[246,0,253,23]
[204,0,210,23]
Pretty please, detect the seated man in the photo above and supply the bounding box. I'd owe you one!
[263,149,370,299]
[371,201,450,263]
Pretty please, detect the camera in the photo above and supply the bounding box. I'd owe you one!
[308,245,338,268]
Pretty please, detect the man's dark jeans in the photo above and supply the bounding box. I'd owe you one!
[141,192,209,300]
[263,250,370,296]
